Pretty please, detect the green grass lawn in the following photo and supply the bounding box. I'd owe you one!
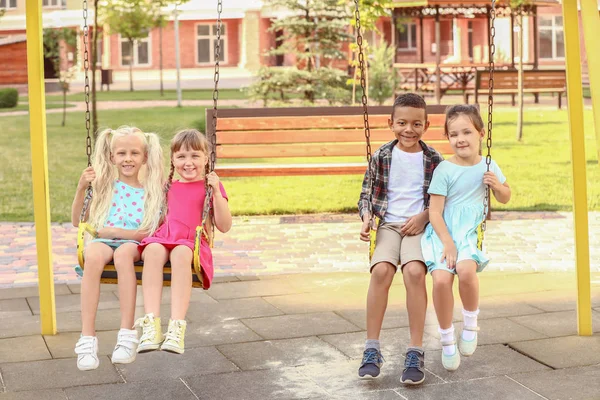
[0,105,598,222]
[0,103,75,113]
[36,89,249,102]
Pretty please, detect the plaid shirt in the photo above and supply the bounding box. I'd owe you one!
[358,139,444,221]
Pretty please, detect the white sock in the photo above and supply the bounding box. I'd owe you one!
[462,308,479,341]
[438,325,456,356]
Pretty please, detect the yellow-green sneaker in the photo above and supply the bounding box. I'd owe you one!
[135,313,163,353]
[160,319,187,354]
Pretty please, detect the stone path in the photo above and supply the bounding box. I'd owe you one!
[0,212,599,288]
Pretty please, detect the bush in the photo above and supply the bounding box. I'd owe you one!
[368,44,397,106]
[0,88,19,109]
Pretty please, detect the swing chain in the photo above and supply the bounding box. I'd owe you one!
[80,0,93,223]
[482,0,496,234]
[354,0,373,223]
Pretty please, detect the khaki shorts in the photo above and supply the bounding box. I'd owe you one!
[370,222,425,272]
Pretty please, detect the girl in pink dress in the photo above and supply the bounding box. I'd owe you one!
[136,129,232,354]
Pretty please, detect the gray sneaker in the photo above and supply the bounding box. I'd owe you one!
[400,349,425,385]
[358,348,384,378]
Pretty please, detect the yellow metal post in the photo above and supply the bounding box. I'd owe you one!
[562,0,592,336]
[25,0,57,335]
[580,0,600,164]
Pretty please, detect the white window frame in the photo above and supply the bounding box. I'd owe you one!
[397,23,417,52]
[119,34,152,67]
[195,22,228,66]
[0,0,17,10]
[42,0,66,8]
[538,15,564,60]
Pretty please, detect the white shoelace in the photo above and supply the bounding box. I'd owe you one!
[164,321,184,344]
[134,316,157,343]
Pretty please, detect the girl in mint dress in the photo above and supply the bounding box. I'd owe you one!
[421,105,511,372]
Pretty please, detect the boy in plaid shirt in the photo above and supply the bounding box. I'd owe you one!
[357,94,443,385]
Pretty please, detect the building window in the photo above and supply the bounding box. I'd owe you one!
[42,0,66,7]
[120,34,151,67]
[397,23,417,51]
[0,0,17,9]
[539,15,564,60]
[197,23,227,64]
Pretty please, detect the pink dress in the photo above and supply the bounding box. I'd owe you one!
[138,180,228,289]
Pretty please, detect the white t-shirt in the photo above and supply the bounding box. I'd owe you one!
[384,146,425,223]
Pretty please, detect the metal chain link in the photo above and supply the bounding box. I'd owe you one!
[354,0,373,223]
[482,0,496,234]
[80,0,93,223]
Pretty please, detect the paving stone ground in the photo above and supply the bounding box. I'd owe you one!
[0,272,599,399]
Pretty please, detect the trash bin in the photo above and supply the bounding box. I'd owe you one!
[101,69,113,91]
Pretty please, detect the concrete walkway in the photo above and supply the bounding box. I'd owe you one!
[0,272,599,399]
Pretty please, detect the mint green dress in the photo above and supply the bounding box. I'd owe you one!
[421,158,506,273]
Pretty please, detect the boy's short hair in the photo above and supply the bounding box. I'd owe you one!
[392,93,428,121]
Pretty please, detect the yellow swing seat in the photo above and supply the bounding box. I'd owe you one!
[76,223,208,288]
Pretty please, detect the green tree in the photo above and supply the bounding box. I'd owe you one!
[369,43,396,105]
[248,0,351,105]
[104,0,155,91]
[43,28,78,126]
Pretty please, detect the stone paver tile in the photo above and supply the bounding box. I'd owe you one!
[336,308,440,331]
[0,285,70,300]
[55,305,170,333]
[211,275,241,283]
[115,286,217,305]
[425,317,548,346]
[44,330,120,359]
[185,297,283,324]
[241,312,361,340]
[396,376,545,400]
[67,283,118,294]
[206,280,304,300]
[319,327,440,359]
[116,346,237,382]
[0,389,67,400]
[424,344,549,382]
[307,391,405,400]
[217,337,349,371]
[476,296,546,319]
[263,292,370,314]
[64,379,197,400]
[509,365,600,400]
[491,290,580,313]
[295,356,443,396]
[0,335,51,363]
[509,335,600,369]
[184,369,328,400]
[0,357,121,391]
[0,299,31,319]
[509,310,600,337]
[184,320,263,348]
[27,292,120,315]
[0,314,41,339]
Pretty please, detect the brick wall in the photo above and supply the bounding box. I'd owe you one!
[0,41,28,84]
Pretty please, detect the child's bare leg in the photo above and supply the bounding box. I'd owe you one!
[81,242,114,336]
[431,270,455,329]
[113,243,140,329]
[366,262,396,340]
[170,245,193,320]
[402,261,427,347]
[456,260,479,311]
[141,243,169,316]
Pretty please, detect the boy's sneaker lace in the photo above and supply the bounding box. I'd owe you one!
[75,335,99,371]
[111,328,139,364]
[160,319,187,354]
[358,348,384,378]
[400,349,425,385]
[135,313,163,353]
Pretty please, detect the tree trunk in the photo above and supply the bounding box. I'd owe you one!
[516,12,524,141]
[91,0,99,138]
[129,39,134,92]
[62,87,67,127]
[159,24,164,96]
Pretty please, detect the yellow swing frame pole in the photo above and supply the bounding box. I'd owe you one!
[580,0,600,164]
[562,0,592,336]
[25,0,57,335]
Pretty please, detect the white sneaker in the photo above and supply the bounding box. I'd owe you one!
[111,328,139,364]
[75,335,99,371]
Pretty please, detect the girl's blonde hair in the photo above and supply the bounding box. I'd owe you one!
[88,126,165,234]
[165,129,213,241]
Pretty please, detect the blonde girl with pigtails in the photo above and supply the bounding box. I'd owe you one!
[70,126,165,371]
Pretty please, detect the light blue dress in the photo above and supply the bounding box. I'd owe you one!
[421,158,506,273]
